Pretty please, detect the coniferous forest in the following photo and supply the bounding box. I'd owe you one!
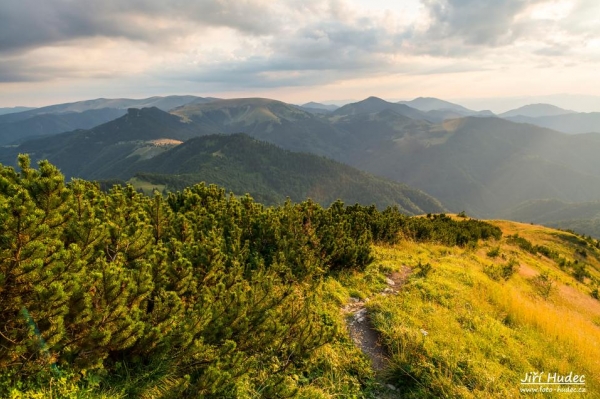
[0,157,501,398]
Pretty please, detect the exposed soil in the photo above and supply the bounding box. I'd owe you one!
[342,267,410,372]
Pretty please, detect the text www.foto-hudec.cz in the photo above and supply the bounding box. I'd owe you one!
[520,372,586,394]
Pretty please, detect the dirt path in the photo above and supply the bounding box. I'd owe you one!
[342,267,410,372]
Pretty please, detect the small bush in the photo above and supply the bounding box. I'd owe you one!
[415,260,432,278]
[501,258,519,280]
[532,271,555,299]
[572,263,590,283]
[486,246,500,258]
[483,258,518,281]
[483,264,501,281]
[576,248,588,258]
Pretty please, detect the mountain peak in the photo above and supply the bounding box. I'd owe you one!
[332,96,431,121]
[363,96,387,103]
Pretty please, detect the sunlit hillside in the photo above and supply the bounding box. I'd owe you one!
[329,218,600,398]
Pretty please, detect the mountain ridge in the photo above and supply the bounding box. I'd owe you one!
[499,103,575,118]
[0,106,445,214]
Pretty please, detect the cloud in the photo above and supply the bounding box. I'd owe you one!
[0,0,278,54]
[156,6,416,90]
[425,0,535,44]
[0,0,599,95]
[408,0,546,56]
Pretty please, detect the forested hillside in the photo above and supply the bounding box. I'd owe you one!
[351,117,600,216]
[0,108,445,214]
[128,133,445,214]
[0,107,213,179]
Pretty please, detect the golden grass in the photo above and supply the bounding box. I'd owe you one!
[353,220,600,398]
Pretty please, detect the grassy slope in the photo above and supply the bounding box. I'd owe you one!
[326,219,600,398]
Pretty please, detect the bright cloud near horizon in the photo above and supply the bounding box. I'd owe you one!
[1,0,600,112]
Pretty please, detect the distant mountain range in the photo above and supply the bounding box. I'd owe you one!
[171,98,348,157]
[299,102,339,114]
[333,96,432,120]
[498,103,574,118]
[503,112,600,134]
[3,94,598,148]
[0,106,36,115]
[503,199,600,238]
[170,97,600,217]
[495,103,600,135]
[3,96,210,120]
[3,94,600,230]
[397,97,494,117]
[0,106,443,214]
[0,107,208,179]
[0,108,127,144]
[0,95,215,145]
[351,116,600,216]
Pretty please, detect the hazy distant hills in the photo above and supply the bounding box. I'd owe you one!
[0,108,127,144]
[495,103,600,134]
[131,133,446,213]
[0,106,36,115]
[2,95,208,122]
[397,99,600,135]
[170,96,454,158]
[332,96,433,121]
[299,102,339,114]
[0,107,210,179]
[0,95,212,145]
[503,112,600,134]
[499,103,574,118]
[302,101,339,110]
[503,199,600,238]
[4,95,600,226]
[397,97,494,117]
[334,96,496,123]
[350,116,600,216]
[504,199,600,223]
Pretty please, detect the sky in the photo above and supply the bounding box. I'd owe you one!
[1,0,600,112]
